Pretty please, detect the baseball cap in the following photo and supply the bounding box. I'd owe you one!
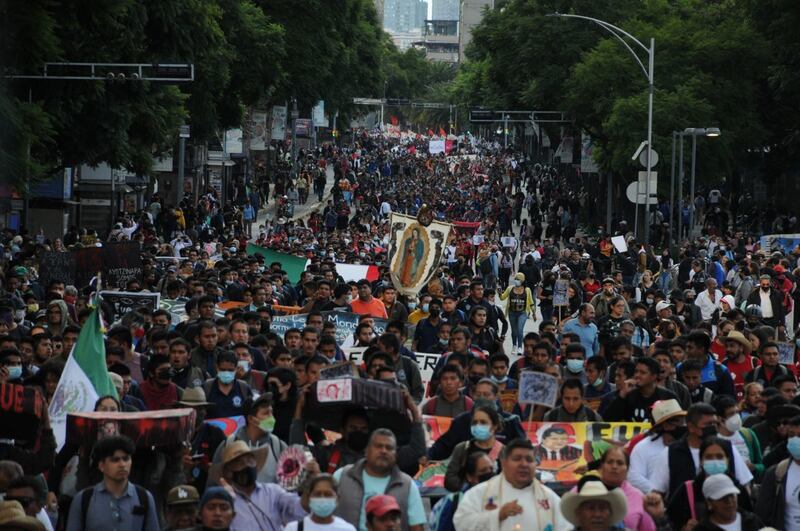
[167,485,199,507]
[702,474,739,501]
[655,301,672,312]
[365,494,401,518]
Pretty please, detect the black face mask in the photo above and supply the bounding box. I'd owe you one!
[346,430,370,452]
[232,466,257,488]
[477,472,495,484]
[468,375,482,387]
[429,308,440,318]
[156,369,172,381]
[668,425,687,440]
[701,425,718,439]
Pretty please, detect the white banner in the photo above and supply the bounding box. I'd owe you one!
[250,111,268,151]
[225,129,243,154]
[312,101,327,128]
[429,139,445,154]
[580,132,599,173]
[345,348,442,390]
[271,105,287,141]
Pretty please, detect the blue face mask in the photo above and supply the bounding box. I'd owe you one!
[218,371,236,384]
[566,359,584,373]
[421,303,430,313]
[702,459,728,476]
[471,424,493,441]
[490,374,508,384]
[7,366,21,381]
[309,497,337,518]
[788,436,800,460]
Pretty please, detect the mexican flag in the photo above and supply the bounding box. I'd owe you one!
[49,303,118,450]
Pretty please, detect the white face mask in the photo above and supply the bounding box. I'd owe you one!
[724,413,742,433]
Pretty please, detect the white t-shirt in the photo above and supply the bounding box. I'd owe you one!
[650,443,753,494]
[628,435,668,493]
[284,516,356,531]
[715,512,741,531]
[785,461,800,530]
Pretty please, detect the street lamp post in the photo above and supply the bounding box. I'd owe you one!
[672,127,721,242]
[548,13,654,243]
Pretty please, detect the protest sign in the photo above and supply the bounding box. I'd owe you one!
[0,383,45,442]
[100,291,160,318]
[246,243,309,283]
[66,408,196,449]
[611,236,628,253]
[39,242,143,290]
[552,279,570,307]
[518,371,559,408]
[270,313,309,336]
[317,379,353,403]
[387,213,453,297]
[159,299,246,325]
[38,251,76,287]
[303,379,407,434]
[345,348,441,390]
[416,418,649,495]
[778,342,795,365]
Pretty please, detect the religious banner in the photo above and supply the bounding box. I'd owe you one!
[387,212,452,297]
[416,419,650,496]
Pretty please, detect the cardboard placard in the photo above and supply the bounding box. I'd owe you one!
[316,378,353,403]
[518,371,559,408]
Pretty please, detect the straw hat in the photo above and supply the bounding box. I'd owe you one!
[208,440,268,485]
[561,480,627,527]
[0,501,45,531]
[724,330,752,352]
[652,399,686,426]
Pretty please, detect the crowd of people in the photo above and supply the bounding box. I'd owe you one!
[0,133,797,531]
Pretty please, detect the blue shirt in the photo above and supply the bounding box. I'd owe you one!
[207,379,251,418]
[65,481,159,531]
[230,482,306,531]
[561,319,600,356]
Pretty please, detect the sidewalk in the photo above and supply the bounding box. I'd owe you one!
[256,166,335,225]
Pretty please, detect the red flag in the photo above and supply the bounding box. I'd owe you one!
[439,127,447,137]
[390,115,398,126]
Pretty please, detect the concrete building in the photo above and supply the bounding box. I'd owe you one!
[431,0,459,20]
[459,0,494,62]
[414,19,460,63]
[387,29,423,51]
[384,0,428,33]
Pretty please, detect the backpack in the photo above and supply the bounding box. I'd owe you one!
[80,484,150,530]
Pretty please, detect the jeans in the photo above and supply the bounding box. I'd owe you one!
[508,311,528,348]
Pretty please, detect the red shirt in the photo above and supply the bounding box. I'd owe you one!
[349,297,388,318]
[724,355,760,400]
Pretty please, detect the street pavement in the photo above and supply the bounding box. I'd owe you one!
[256,166,335,226]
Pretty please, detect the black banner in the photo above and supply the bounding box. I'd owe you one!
[0,383,45,442]
[100,291,160,318]
[38,242,142,290]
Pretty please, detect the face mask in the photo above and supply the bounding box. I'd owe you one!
[439,338,449,346]
[421,303,430,313]
[258,416,276,433]
[218,371,236,385]
[477,472,495,484]
[345,295,353,304]
[156,368,172,381]
[724,414,742,433]
[309,497,337,518]
[6,366,21,381]
[471,424,493,441]
[646,298,654,305]
[592,377,604,388]
[566,359,584,373]
[761,286,770,292]
[787,436,800,460]
[702,459,728,476]
[346,430,370,452]
[490,374,507,384]
[514,280,522,287]
[429,308,440,318]
[668,425,687,440]
[701,425,718,439]
[26,303,38,314]
[408,301,417,310]
[237,360,250,373]
[468,375,482,386]
[232,466,257,487]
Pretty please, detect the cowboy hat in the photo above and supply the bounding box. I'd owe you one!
[561,479,627,527]
[176,386,213,407]
[208,440,268,485]
[0,501,45,531]
[724,330,752,352]
[652,399,686,426]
